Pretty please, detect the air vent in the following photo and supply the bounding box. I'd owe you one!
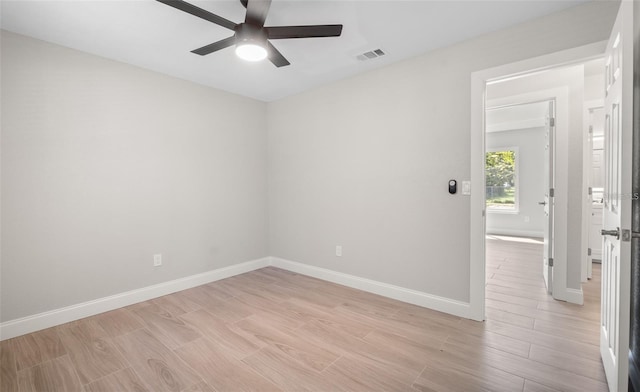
[356,48,386,61]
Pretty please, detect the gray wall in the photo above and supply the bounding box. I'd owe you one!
[267,1,617,303]
[585,74,605,101]
[486,128,546,237]
[1,31,268,322]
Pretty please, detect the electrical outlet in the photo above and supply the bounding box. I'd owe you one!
[153,254,162,267]
[336,246,342,257]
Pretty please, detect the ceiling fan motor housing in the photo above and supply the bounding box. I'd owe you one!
[235,23,267,47]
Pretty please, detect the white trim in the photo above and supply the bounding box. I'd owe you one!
[486,228,544,238]
[470,41,607,321]
[0,257,270,340]
[470,65,487,322]
[270,257,473,319]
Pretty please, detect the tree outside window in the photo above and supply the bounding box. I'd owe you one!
[486,150,517,210]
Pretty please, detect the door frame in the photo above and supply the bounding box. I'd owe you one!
[468,41,607,321]
[486,89,568,296]
[485,97,558,294]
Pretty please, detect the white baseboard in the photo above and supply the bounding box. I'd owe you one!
[486,228,544,238]
[2,255,476,340]
[0,257,270,340]
[270,257,473,319]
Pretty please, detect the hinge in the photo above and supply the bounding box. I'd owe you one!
[589,125,593,133]
[549,188,555,197]
[588,248,592,256]
[588,187,592,195]
[550,117,556,127]
[549,258,554,267]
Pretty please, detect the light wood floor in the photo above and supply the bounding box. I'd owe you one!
[1,237,607,392]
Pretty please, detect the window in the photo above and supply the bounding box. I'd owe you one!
[486,149,518,212]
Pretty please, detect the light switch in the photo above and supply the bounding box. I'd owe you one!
[462,181,471,195]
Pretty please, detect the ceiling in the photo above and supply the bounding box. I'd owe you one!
[1,0,589,102]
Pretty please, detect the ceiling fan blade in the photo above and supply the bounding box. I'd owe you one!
[156,0,237,31]
[265,25,343,39]
[245,0,272,28]
[191,36,236,56]
[267,42,290,67]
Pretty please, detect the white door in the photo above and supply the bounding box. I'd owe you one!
[590,204,604,260]
[600,2,633,391]
[542,100,555,294]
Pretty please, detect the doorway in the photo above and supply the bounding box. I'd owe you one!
[473,54,609,389]
[484,99,555,297]
[478,59,606,304]
[482,65,582,307]
[468,42,607,321]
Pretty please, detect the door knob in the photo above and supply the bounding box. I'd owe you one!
[538,201,547,206]
[601,227,620,240]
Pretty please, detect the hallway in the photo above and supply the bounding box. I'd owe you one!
[485,235,606,390]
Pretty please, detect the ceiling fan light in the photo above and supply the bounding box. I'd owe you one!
[235,43,268,62]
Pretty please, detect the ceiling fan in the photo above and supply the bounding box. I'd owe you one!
[156,0,343,67]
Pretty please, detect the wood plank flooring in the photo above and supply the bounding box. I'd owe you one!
[1,236,607,391]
